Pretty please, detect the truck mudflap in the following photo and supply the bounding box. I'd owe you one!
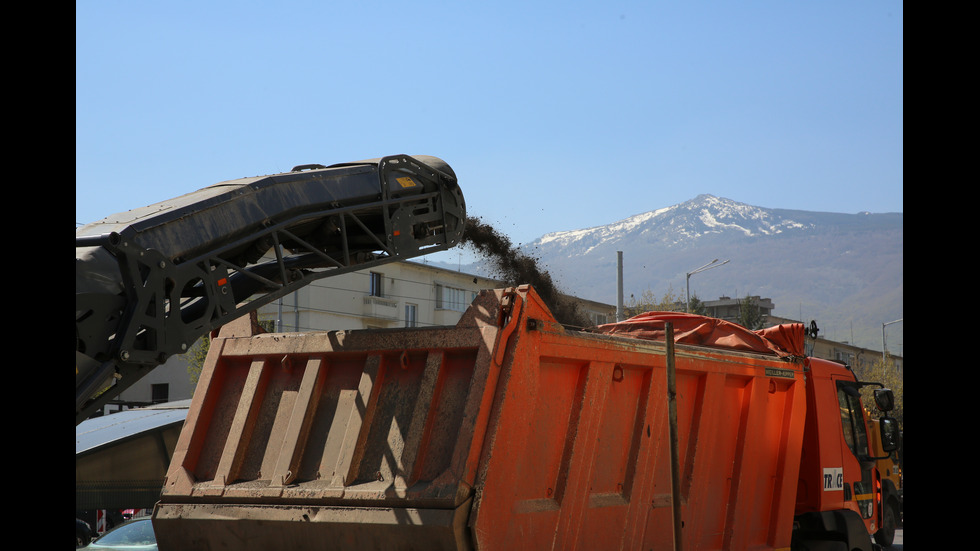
[154,285,808,551]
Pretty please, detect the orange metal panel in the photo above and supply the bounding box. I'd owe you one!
[154,286,807,551]
[466,288,807,551]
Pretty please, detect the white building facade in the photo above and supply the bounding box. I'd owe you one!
[258,261,505,333]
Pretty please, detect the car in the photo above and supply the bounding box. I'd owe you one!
[76,518,94,547]
[83,518,157,550]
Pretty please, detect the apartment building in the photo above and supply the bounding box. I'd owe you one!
[701,295,775,325]
[254,260,506,332]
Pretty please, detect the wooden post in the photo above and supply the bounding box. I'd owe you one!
[666,322,683,551]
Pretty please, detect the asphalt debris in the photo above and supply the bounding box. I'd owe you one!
[462,216,591,328]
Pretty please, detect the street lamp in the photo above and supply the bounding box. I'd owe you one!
[686,259,729,313]
[881,318,903,365]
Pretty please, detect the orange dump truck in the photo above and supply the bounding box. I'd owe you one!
[152,285,899,550]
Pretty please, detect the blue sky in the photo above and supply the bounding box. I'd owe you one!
[76,1,903,251]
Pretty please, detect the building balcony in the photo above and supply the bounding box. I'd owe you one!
[363,295,399,320]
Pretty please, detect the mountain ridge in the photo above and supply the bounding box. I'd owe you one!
[446,195,903,352]
[536,194,900,251]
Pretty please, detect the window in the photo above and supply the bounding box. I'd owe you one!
[151,383,169,404]
[370,272,384,297]
[837,382,875,519]
[837,384,869,458]
[405,303,418,328]
[435,284,469,312]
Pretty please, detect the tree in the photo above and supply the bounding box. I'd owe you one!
[182,318,274,385]
[624,284,685,317]
[688,294,707,315]
[737,295,764,329]
[182,335,210,385]
[857,355,904,428]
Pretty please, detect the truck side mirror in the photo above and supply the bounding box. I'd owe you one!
[873,388,894,412]
[878,417,901,453]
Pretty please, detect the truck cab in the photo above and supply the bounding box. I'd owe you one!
[794,357,900,550]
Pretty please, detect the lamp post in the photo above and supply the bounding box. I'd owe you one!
[686,259,729,313]
[881,318,903,365]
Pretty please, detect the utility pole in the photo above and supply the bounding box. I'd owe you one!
[617,251,624,321]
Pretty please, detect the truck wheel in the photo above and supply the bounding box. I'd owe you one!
[874,501,898,547]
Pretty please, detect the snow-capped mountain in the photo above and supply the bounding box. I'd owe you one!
[536,194,815,253]
[460,195,903,351]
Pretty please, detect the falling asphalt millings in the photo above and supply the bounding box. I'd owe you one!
[461,216,591,328]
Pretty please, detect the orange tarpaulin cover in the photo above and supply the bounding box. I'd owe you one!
[597,312,805,358]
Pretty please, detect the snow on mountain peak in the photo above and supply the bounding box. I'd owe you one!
[535,195,810,255]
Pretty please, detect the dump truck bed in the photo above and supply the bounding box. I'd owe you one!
[153,286,807,550]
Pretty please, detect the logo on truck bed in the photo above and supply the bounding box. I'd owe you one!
[823,467,844,491]
[765,367,795,379]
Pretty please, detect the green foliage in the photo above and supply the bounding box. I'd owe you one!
[857,355,904,428]
[688,294,707,315]
[624,285,708,317]
[183,335,210,385]
[624,284,686,317]
[737,295,765,330]
[181,319,272,387]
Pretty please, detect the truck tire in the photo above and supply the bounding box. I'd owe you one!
[874,500,898,547]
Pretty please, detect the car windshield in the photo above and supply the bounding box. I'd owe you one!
[93,519,156,545]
